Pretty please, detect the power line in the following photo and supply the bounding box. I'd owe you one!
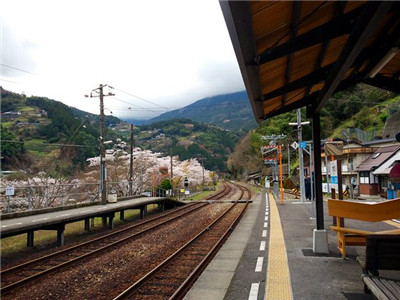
[0,64,37,76]
[110,96,161,114]
[1,140,90,148]
[112,87,170,110]
[0,78,22,84]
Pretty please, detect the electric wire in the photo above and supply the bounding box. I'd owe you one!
[0,63,37,76]
[0,140,89,148]
[112,87,170,110]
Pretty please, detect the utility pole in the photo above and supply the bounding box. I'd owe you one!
[201,156,205,189]
[287,144,290,175]
[129,124,135,196]
[170,145,173,196]
[86,84,115,205]
[289,109,310,204]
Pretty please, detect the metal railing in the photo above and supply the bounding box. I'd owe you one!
[0,183,102,214]
[0,181,166,214]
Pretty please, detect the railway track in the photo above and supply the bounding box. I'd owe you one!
[0,201,208,295]
[113,182,251,299]
[205,181,232,200]
[2,181,252,299]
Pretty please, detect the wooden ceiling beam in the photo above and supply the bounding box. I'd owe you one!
[257,64,331,103]
[362,75,400,94]
[305,1,346,97]
[262,93,318,120]
[258,36,384,103]
[283,1,301,104]
[257,4,367,65]
[352,9,400,78]
[313,2,394,113]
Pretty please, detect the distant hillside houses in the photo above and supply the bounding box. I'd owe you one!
[320,137,400,200]
[1,111,21,118]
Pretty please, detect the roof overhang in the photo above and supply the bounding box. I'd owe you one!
[220,1,400,123]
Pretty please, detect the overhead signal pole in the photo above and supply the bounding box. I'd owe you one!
[85,84,115,205]
[261,134,286,204]
[289,109,310,203]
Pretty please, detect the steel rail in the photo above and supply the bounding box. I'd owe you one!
[205,181,231,200]
[171,183,251,299]
[113,182,250,299]
[1,202,207,294]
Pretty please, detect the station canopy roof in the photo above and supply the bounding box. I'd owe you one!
[220,1,400,124]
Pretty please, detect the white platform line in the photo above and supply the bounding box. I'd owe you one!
[264,222,268,228]
[262,230,267,237]
[32,218,48,222]
[265,216,268,221]
[1,222,22,228]
[260,241,266,251]
[255,257,264,272]
[248,282,260,300]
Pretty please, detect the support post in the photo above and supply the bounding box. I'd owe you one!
[297,109,306,203]
[158,202,165,212]
[120,210,125,221]
[287,143,290,175]
[337,159,343,200]
[86,84,115,205]
[140,206,146,219]
[108,213,114,230]
[129,124,134,196]
[312,111,328,253]
[84,218,90,231]
[312,112,324,230]
[102,216,107,228]
[279,145,284,205]
[27,230,34,248]
[57,224,65,247]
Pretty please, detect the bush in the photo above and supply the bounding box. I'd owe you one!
[159,179,172,190]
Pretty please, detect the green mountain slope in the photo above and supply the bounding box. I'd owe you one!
[1,88,240,174]
[0,88,119,174]
[228,84,399,178]
[137,119,240,171]
[126,91,257,133]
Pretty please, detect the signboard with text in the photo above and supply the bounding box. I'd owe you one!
[6,186,15,196]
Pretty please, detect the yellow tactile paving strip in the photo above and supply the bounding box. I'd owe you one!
[265,193,293,300]
[384,220,400,228]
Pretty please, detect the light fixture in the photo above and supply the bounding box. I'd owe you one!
[368,47,399,78]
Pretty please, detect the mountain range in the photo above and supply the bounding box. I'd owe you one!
[123,90,257,132]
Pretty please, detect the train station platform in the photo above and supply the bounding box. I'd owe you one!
[186,189,400,300]
[0,197,184,247]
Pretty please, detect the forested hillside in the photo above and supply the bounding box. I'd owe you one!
[1,88,240,174]
[137,119,240,171]
[0,88,125,175]
[130,90,257,133]
[228,84,399,178]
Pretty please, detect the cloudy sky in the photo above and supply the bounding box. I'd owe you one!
[1,0,245,120]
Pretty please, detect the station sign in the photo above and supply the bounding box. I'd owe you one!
[6,186,15,196]
[299,141,307,149]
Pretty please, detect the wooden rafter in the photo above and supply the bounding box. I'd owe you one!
[257,4,367,66]
[305,1,346,97]
[283,1,301,104]
[313,2,394,113]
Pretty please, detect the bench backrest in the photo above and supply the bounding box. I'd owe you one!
[366,235,400,273]
[327,198,400,222]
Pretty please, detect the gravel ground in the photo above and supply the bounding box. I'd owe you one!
[3,203,232,300]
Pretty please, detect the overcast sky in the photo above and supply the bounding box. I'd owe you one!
[1,0,245,119]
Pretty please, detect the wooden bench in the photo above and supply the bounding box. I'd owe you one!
[360,235,400,300]
[327,199,400,257]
